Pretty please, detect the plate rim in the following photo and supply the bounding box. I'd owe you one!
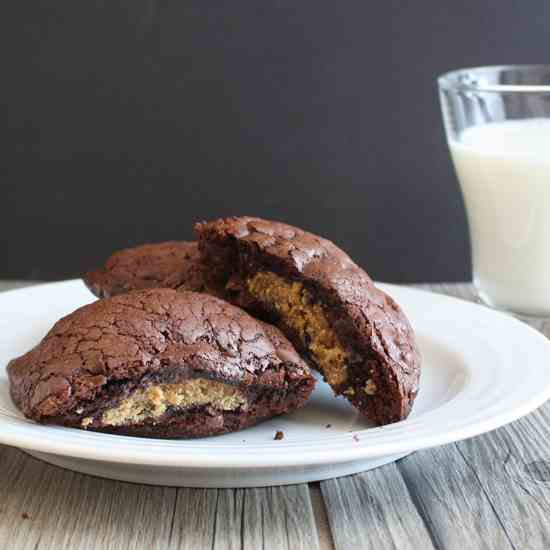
[1,279,550,468]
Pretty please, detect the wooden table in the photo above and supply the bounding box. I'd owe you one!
[2,280,550,550]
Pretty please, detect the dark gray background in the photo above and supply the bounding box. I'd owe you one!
[2,1,549,282]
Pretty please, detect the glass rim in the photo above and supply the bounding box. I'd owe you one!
[438,64,550,93]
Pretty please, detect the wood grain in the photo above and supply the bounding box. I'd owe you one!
[310,483,336,550]
[455,414,550,550]
[321,462,435,550]
[170,486,321,550]
[397,447,514,549]
[0,447,177,550]
[427,284,550,550]
[0,446,321,550]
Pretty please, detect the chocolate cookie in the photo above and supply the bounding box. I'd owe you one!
[84,241,206,299]
[196,216,421,425]
[8,288,315,438]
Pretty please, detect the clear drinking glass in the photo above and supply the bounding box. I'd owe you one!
[439,65,550,316]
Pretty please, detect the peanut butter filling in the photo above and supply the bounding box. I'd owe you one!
[83,379,247,427]
[246,271,349,386]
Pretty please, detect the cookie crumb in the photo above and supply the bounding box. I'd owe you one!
[21,512,30,520]
[81,417,93,428]
[352,434,360,442]
[274,430,284,440]
[325,424,332,428]
[364,379,377,396]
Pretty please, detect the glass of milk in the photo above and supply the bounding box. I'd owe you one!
[439,65,550,315]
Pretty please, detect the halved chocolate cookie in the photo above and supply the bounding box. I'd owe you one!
[196,216,421,425]
[8,288,315,438]
[84,241,206,299]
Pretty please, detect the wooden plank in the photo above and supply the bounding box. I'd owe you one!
[167,488,218,549]
[397,447,514,549]
[321,462,435,550]
[0,444,322,550]
[170,485,321,550]
[310,483,336,550]
[427,283,550,549]
[455,411,550,549]
[0,446,177,550]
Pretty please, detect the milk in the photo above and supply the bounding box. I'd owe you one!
[450,119,550,315]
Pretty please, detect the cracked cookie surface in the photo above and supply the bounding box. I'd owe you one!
[196,216,421,425]
[7,288,315,438]
[84,241,207,299]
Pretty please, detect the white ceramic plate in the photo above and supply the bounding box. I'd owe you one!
[1,280,550,487]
